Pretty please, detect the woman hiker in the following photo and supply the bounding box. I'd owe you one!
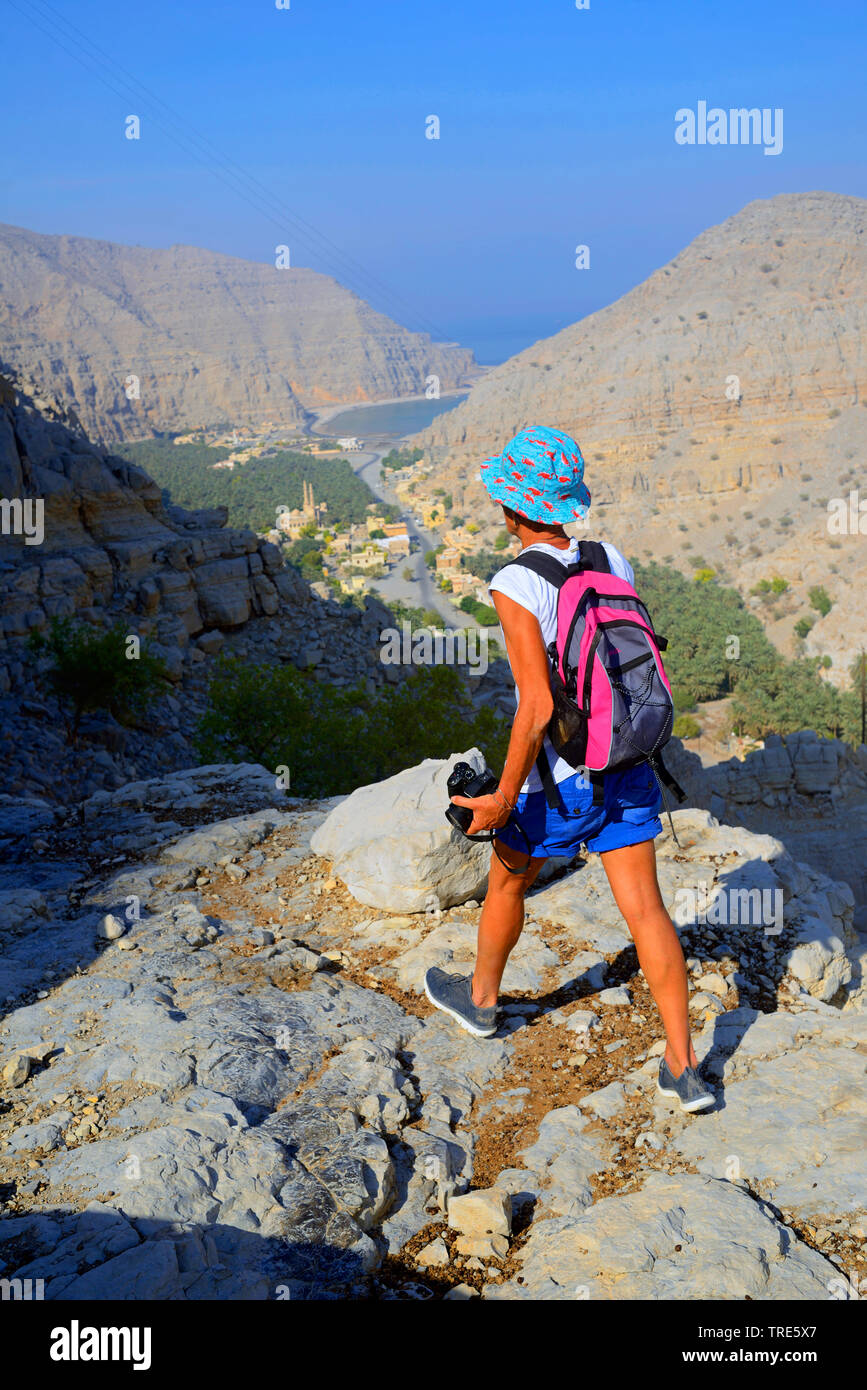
[424,425,714,1114]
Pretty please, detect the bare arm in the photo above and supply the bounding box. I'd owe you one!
[450,588,553,834]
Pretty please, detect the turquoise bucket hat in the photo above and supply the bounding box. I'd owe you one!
[479,425,591,523]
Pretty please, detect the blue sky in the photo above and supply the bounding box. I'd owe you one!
[3,0,865,362]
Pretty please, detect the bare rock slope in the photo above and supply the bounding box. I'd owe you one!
[0,371,424,804]
[416,192,867,677]
[0,757,864,1301]
[0,369,298,678]
[0,221,475,443]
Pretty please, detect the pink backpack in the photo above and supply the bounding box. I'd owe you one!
[505,540,686,826]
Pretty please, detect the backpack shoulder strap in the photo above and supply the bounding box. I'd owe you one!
[575,539,612,574]
[535,743,564,810]
[502,550,575,589]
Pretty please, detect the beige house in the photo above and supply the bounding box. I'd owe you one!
[354,546,385,570]
[443,526,478,554]
[435,546,462,578]
[448,572,477,598]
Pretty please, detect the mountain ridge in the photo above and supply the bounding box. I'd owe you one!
[413,191,867,681]
[0,221,476,443]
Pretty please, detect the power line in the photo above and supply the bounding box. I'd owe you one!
[4,0,462,346]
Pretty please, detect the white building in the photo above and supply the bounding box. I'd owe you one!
[338,436,363,451]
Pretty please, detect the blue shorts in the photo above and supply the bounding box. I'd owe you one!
[495,763,663,860]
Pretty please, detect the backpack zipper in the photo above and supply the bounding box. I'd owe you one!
[561,588,653,683]
[581,618,658,712]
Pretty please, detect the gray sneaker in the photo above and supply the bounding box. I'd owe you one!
[424,967,498,1038]
[657,1057,715,1113]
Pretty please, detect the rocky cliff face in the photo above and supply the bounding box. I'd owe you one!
[0,370,296,679]
[665,731,867,922]
[0,372,429,802]
[0,222,476,443]
[415,192,867,677]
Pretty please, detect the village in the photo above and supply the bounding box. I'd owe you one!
[175,419,514,611]
[264,468,508,609]
[173,411,516,608]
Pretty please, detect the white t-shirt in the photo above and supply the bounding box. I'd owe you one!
[488,536,635,794]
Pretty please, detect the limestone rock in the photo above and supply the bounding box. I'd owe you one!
[310,750,492,911]
[486,1172,839,1300]
[415,1236,449,1268]
[447,1188,511,1241]
[0,221,474,444]
[2,1052,32,1087]
[598,987,631,1007]
[97,913,125,941]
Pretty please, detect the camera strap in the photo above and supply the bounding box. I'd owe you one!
[462,817,534,876]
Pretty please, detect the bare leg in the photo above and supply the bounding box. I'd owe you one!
[600,839,697,1076]
[471,843,546,1007]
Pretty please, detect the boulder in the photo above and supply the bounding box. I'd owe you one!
[309,750,492,911]
[447,1188,511,1240]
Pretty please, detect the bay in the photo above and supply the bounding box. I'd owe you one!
[320,392,467,442]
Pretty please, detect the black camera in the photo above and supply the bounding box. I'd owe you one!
[445,761,500,836]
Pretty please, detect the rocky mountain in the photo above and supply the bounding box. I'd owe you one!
[415,192,867,680]
[0,755,863,1299]
[0,369,447,802]
[0,221,475,443]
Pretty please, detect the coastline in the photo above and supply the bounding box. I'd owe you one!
[307,385,474,436]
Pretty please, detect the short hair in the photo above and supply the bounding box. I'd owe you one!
[502,503,560,534]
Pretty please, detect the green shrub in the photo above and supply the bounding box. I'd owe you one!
[459,597,499,626]
[381,445,423,472]
[672,713,701,739]
[115,439,376,532]
[670,685,698,715]
[631,560,859,741]
[195,658,510,797]
[808,585,832,617]
[28,618,169,742]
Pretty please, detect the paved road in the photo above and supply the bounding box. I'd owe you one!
[328,436,477,628]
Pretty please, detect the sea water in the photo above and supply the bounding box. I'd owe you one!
[324,393,467,441]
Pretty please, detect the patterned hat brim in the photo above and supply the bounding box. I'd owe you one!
[479,455,591,524]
